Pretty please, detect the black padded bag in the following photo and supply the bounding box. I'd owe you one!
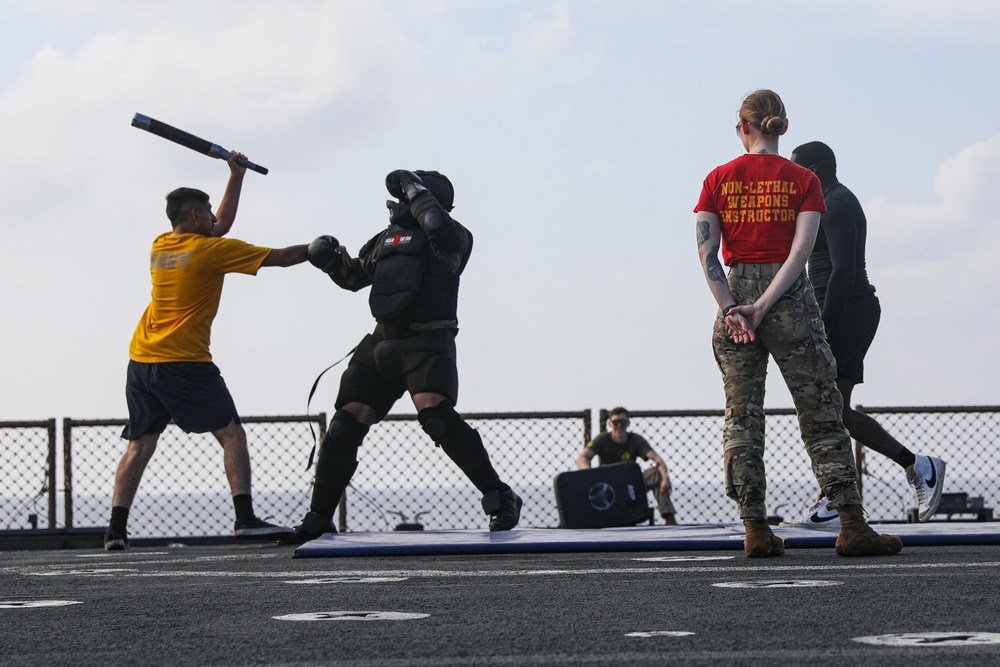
[554,462,652,529]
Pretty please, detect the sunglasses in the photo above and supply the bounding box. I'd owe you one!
[610,418,629,426]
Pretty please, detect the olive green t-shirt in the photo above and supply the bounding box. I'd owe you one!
[585,432,652,465]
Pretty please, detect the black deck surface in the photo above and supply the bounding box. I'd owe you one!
[2,539,1000,666]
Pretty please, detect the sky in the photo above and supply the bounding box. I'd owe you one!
[1,0,998,424]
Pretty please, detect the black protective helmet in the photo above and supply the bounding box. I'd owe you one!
[415,170,454,211]
[385,170,455,211]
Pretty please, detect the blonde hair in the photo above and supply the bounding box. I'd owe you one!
[738,89,788,137]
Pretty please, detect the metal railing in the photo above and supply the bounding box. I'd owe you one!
[852,405,1000,522]
[62,415,324,538]
[2,406,998,538]
[0,420,57,530]
[340,411,591,532]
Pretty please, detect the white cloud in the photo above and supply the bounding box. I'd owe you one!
[1,1,999,421]
[866,134,1000,259]
[452,4,601,96]
[0,3,424,226]
[1,3,412,127]
[857,135,1000,405]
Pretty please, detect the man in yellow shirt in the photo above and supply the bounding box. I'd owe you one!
[105,153,310,550]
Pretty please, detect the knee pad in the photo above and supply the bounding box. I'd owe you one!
[417,402,462,443]
[419,402,501,493]
[315,409,369,488]
[321,409,370,455]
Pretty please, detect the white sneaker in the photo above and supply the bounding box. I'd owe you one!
[906,455,946,522]
[779,494,840,529]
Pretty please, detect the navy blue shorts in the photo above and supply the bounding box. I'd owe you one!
[122,361,240,439]
[827,294,881,385]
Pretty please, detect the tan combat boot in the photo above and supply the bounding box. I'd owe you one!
[835,505,903,557]
[743,518,785,558]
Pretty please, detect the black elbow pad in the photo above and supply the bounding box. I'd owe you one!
[418,209,446,236]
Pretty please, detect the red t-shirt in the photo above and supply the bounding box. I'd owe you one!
[695,153,826,265]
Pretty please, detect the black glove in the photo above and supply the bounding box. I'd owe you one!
[307,235,340,273]
[386,170,427,201]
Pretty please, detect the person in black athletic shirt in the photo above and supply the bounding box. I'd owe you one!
[780,142,945,528]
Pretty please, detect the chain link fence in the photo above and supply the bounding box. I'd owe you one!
[0,420,56,530]
[342,411,591,532]
[599,406,1000,525]
[62,415,324,538]
[2,407,998,538]
[609,408,863,524]
[853,406,1000,522]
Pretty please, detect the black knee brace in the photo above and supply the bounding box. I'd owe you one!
[310,409,369,517]
[418,402,501,493]
[417,401,462,442]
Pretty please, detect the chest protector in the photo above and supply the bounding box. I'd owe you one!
[369,225,461,325]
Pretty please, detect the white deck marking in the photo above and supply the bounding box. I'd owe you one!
[10,560,1000,579]
[626,630,696,638]
[853,632,1000,646]
[76,552,168,558]
[0,600,83,608]
[284,577,409,585]
[273,611,429,621]
[29,568,138,576]
[633,556,735,562]
[713,579,843,588]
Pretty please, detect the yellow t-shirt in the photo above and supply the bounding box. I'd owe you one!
[129,232,271,363]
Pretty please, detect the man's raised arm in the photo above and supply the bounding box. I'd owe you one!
[212,153,248,237]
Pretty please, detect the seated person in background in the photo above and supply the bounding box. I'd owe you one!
[575,406,678,525]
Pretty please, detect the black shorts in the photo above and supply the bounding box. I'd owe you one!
[336,325,459,421]
[827,294,881,384]
[122,361,240,439]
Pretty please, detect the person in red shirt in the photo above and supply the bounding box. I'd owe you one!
[694,89,900,558]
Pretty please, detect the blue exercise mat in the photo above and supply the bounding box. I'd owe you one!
[292,522,1000,558]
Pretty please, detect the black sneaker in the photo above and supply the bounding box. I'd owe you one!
[482,487,522,532]
[233,517,294,539]
[276,511,336,546]
[104,525,129,551]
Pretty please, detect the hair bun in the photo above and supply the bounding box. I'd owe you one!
[761,115,787,136]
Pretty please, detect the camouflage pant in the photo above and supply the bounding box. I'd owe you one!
[712,264,862,520]
[642,467,676,518]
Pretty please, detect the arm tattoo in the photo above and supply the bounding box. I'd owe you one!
[706,246,725,283]
[696,220,711,247]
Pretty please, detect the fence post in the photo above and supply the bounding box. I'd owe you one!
[62,418,73,529]
[46,418,57,528]
[582,409,591,445]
